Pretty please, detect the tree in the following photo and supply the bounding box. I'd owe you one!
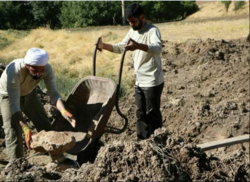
[0,1,199,30]
[139,1,198,23]
[221,1,232,12]
[0,1,33,29]
[60,1,121,28]
[29,1,62,29]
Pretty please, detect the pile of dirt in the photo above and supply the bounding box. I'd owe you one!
[0,37,249,181]
[104,38,249,146]
[0,128,249,181]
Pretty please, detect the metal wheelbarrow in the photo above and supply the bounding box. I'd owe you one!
[52,38,128,155]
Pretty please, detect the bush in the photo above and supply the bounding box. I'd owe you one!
[234,1,245,11]
[221,1,231,12]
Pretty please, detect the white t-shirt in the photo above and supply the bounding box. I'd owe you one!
[112,23,164,87]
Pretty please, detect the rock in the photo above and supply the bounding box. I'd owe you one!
[31,130,76,157]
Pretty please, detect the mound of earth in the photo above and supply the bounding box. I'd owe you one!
[0,37,249,181]
[105,37,249,147]
[0,128,249,181]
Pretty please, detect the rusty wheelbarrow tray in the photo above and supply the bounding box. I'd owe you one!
[52,38,128,155]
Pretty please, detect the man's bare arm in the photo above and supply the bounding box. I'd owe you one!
[103,43,113,52]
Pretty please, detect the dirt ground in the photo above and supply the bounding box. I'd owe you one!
[0,21,249,182]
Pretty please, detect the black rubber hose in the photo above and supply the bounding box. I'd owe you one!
[93,37,101,76]
[93,37,128,134]
[113,43,129,133]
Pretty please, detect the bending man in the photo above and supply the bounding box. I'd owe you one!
[0,48,76,161]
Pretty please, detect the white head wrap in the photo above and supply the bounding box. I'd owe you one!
[24,48,49,66]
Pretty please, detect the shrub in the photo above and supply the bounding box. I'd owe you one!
[234,1,245,11]
[221,1,231,12]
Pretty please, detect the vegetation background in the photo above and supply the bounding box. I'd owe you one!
[0,1,199,29]
[0,1,249,98]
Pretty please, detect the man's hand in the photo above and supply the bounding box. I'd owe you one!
[15,111,32,150]
[97,36,103,51]
[124,38,139,51]
[95,36,113,52]
[22,124,31,150]
[124,38,148,52]
[61,109,76,128]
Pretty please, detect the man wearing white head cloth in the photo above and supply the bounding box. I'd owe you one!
[0,48,76,161]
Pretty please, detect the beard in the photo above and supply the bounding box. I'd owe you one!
[132,18,143,31]
[29,73,42,80]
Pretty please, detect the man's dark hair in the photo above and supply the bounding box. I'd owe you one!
[125,3,144,19]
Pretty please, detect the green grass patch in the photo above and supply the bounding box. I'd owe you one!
[39,74,80,99]
[39,69,129,100]
[0,29,29,50]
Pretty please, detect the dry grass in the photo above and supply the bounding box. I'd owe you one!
[0,17,248,76]
[191,1,249,18]
[158,18,249,43]
[0,27,133,79]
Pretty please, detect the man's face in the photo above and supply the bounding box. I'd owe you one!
[127,16,144,31]
[26,65,45,80]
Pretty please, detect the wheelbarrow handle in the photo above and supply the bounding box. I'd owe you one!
[118,39,130,85]
[114,39,130,133]
[93,37,101,76]
[92,37,129,134]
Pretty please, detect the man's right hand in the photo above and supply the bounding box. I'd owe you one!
[61,109,76,128]
[22,124,31,149]
[97,36,103,51]
[95,36,114,52]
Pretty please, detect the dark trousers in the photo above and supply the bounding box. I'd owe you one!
[135,82,164,140]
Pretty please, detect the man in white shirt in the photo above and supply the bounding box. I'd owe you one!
[0,48,76,161]
[98,3,164,140]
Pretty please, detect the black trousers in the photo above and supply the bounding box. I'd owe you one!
[135,82,164,140]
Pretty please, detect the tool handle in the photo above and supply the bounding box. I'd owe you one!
[93,37,101,76]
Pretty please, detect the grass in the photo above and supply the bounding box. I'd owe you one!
[39,74,80,99]
[189,1,249,18]
[0,2,249,98]
[157,18,249,43]
[0,29,29,50]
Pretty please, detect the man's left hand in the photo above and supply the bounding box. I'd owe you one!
[22,124,32,150]
[124,38,139,51]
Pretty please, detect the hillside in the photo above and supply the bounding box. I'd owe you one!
[188,1,249,19]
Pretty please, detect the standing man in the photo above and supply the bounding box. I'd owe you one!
[0,48,76,161]
[98,3,164,140]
